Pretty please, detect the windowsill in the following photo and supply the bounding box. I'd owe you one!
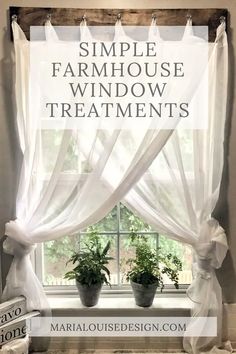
[48,295,192,315]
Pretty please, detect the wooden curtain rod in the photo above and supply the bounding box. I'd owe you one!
[9,7,228,42]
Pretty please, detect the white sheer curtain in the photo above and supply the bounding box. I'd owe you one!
[2,21,175,312]
[2,17,228,354]
[123,22,228,354]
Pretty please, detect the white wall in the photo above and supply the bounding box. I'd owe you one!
[0,0,235,303]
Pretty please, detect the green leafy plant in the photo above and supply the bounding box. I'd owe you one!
[64,227,113,287]
[126,236,182,289]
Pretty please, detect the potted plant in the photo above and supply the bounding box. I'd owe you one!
[64,228,113,307]
[126,236,182,307]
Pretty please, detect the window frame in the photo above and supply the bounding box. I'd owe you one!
[33,202,190,295]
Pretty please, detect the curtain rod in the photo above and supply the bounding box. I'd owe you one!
[9,7,228,42]
[11,12,226,25]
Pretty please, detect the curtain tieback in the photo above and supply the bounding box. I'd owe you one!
[194,218,228,269]
[3,238,35,258]
[187,218,228,304]
[4,219,35,257]
[196,257,213,280]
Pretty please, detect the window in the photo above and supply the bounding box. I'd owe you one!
[35,202,192,291]
[34,129,194,292]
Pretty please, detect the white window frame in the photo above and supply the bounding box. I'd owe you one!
[33,202,190,296]
[34,132,194,296]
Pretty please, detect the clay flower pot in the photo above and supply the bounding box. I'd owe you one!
[131,280,158,307]
[76,281,102,307]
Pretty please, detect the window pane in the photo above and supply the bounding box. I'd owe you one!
[83,206,118,232]
[41,130,91,174]
[120,234,157,285]
[43,235,79,286]
[42,207,192,288]
[41,130,62,173]
[43,233,118,286]
[94,206,118,232]
[120,204,153,231]
[159,235,193,285]
[80,234,118,285]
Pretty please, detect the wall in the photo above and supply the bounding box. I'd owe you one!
[0,0,236,339]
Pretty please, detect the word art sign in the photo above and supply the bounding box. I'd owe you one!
[30,26,208,130]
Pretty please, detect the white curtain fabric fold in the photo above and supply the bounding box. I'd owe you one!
[123,23,228,354]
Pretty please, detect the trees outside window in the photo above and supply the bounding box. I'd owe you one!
[42,203,192,288]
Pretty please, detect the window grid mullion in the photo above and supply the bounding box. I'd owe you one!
[156,232,160,268]
[40,204,190,290]
[79,231,158,235]
[117,203,121,286]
